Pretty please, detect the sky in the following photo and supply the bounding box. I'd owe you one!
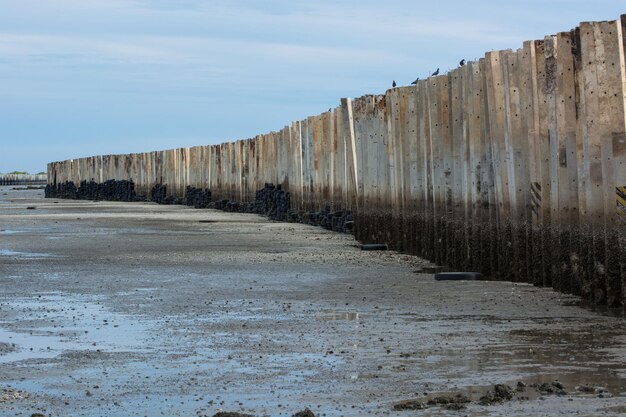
[0,0,623,173]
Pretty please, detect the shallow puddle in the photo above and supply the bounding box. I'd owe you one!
[0,328,67,364]
[0,293,150,364]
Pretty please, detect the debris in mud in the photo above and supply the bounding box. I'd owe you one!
[210,410,316,417]
[30,413,45,417]
[393,399,426,410]
[394,379,613,412]
[604,405,626,414]
[0,387,30,403]
[0,342,16,355]
[574,384,612,397]
[427,393,471,407]
[394,393,470,411]
[479,384,514,405]
[533,380,566,396]
[292,408,316,417]
[58,350,115,361]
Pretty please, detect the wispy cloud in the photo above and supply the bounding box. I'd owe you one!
[0,33,183,64]
[0,0,624,172]
[0,31,407,89]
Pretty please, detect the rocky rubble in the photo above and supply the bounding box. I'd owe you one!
[184,186,212,209]
[479,384,515,405]
[46,180,354,235]
[0,387,30,403]
[150,184,177,205]
[213,183,354,234]
[45,180,138,201]
[210,409,316,417]
[391,379,616,413]
[533,380,567,396]
[394,392,471,411]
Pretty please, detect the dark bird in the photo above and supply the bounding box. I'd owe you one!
[411,78,419,85]
[392,80,397,87]
[431,68,439,76]
[459,59,466,66]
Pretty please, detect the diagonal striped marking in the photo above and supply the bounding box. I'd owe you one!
[531,186,541,202]
[530,193,540,208]
[530,183,542,219]
[617,186,626,217]
[531,204,539,216]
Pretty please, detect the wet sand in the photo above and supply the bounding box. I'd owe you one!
[0,186,624,416]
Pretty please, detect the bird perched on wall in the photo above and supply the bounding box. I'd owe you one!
[392,80,397,87]
[459,59,466,66]
[411,78,419,85]
[431,68,439,76]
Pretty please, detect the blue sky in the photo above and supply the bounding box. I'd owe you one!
[0,0,623,173]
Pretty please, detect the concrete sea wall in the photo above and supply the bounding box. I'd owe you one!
[47,16,626,306]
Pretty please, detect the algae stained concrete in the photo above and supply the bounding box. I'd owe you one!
[0,186,624,417]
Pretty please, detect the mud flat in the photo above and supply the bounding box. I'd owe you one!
[0,186,624,416]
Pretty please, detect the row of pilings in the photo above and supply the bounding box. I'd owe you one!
[0,174,47,185]
[46,15,626,307]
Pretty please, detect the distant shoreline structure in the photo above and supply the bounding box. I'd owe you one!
[0,173,47,186]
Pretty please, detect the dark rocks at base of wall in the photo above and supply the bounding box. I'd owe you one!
[46,180,354,234]
[211,184,354,235]
[213,183,291,219]
[299,205,354,234]
[254,183,292,221]
[45,181,78,199]
[150,184,171,204]
[214,199,250,212]
[45,181,211,208]
[45,180,138,201]
[150,184,211,206]
[80,179,138,201]
[151,184,181,204]
[185,186,212,209]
